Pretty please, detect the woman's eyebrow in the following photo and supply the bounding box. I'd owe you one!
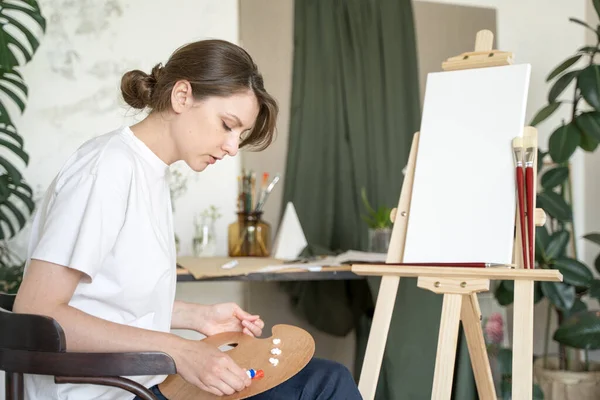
[224,113,243,127]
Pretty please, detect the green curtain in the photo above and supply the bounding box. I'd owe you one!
[281,0,477,398]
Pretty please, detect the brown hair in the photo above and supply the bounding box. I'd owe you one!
[120,39,278,151]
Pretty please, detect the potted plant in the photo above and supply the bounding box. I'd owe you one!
[0,1,46,293]
[494,3,600,398]
[360,187,393,253]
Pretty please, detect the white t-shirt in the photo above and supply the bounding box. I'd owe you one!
[23,126,177,400]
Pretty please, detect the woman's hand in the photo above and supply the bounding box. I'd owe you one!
[199,302,264,337]
[170,336,251,396]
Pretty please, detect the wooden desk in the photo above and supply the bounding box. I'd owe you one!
[175,256,362,282]
[176,266,360,282]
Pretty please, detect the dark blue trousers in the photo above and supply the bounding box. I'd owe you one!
[136,358,362,399]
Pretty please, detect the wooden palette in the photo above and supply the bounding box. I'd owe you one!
[159,324,315,399]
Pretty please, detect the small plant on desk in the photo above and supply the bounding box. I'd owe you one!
[360,187,392,253]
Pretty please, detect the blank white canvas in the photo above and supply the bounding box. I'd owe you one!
[403,64,531,264]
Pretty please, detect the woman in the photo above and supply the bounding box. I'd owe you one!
[13,39,362,399]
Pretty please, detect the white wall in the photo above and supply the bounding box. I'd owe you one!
[3,0,244,397]
[16,0,241,258]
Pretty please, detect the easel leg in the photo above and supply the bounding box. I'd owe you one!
[358,276,400,400]
[461,293,497,399]
[431,293,463,400]
[512,280,534,400]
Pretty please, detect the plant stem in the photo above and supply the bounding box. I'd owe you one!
[566,167,578,260]
[557,310,567,370]
[585,349,590,371]
[543,301,552,369]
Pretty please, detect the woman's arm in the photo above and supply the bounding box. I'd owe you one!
[171,300,206,331]
[15,259,180,353]
[13,259,251,396]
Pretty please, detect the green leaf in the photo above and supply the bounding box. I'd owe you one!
[579,45,600,54]
[0,155,22,182]
[0,1,47,70]
[583,232,600,246]
[552,257,594,287]
[548,123,581,163]
[548,70,579,103]
[0,175,35,240]
[545,231,570,260]
[533,383,544,400]
[565,298,588,320]
[541,281,575,311]
[547,55,582,82]
[578,65,600,110]
[530,102,562,126]
[536,225,551,263]
[537,150,546,173]
[594,0,600,22]
[0,67,28,112]
[0,125,23,147]
[575,112,600,142]
[541,166,569,190]
[537,191,572,222]
[494,281,514,306]
[361,187,376,215]
[595,254,600,275]
[497,348,513,376]
[0,209,16,238]
[554,310,600,350]
[569,17,599,35]
[0,139,28,164]
[590,280,600,302]
[579,128,600,151]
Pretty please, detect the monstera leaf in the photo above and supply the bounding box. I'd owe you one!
[0,1,46,242]
[0,0,46,69]
[0,174,34,240]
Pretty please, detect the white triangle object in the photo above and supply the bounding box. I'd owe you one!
[272,202,308,260]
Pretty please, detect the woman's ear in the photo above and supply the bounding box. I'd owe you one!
[171,80,193,113]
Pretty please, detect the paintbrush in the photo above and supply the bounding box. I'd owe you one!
[513,137,529,269]
[524,135,536,269]
[352,261,515,269]
[255,174,280,212]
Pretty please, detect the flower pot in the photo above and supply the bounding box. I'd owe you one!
[533,356,600,400]
[368,227,391,253]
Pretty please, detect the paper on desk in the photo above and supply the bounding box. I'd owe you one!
[258,264,323,273]
[314,250,388,266]
[177,250,387,279]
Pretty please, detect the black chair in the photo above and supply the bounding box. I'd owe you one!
[0,293,177,400]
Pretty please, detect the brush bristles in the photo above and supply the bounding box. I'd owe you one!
[523,135,536,149]
[512,137,523,149]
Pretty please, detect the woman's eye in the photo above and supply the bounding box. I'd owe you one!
[222,121,232,132]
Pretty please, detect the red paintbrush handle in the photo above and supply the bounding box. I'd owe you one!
[526,167,535,269]
[516,167,528,269]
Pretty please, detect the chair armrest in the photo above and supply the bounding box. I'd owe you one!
[0,349,177,377]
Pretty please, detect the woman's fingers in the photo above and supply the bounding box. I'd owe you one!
[198,380,224,396]
[242,319,262,336]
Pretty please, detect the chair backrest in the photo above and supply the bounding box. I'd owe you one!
[0,293,66,352]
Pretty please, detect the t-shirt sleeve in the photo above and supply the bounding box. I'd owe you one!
[30,150,134,282]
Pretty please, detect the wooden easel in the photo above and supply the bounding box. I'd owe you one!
[353,30,563,400]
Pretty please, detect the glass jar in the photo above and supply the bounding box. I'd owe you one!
[228,212,271,257]
[193,218,217,257]
[368,227,392,253]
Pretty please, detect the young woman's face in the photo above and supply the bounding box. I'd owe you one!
[171,84,260,172]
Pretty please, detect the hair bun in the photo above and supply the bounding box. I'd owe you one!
[150,63,164,83]
[120,69,155,109]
